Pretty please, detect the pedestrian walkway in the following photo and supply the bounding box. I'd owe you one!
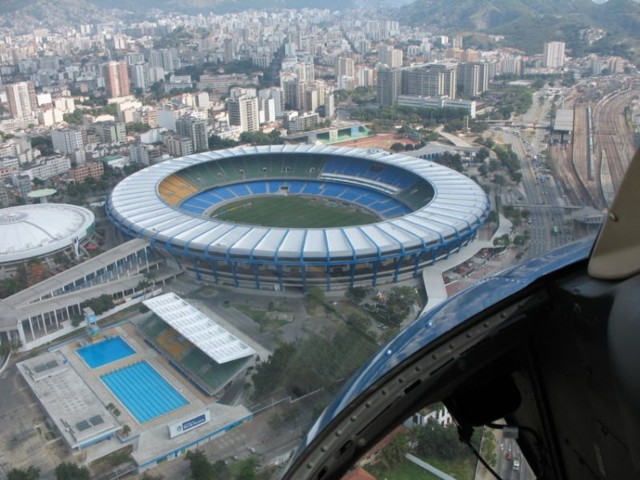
[421,215,513,314]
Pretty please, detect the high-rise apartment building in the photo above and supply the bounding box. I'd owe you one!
[336,57,355,78]
[95,121,126,144]
[258,88,284,118]
[175,116,208,152]
[149,49,180,74]
[130,63,150,92]
[543,41,566,69]
[376,68,402,106]
[6,81,37,118]
[402,63,457,99]
[51,128,84,154]
[103,61,130,98]
[379,46,403,68]
[457,62,490,97]
[228,95,260,132]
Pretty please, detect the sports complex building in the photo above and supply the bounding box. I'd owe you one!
[0,203,95,279]
[107,145,489,291]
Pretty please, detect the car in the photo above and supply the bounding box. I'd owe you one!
[513,458,521,471]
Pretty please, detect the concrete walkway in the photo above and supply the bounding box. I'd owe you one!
[421,215,513,314]
[406,453,456,480]
[435,126,475,148]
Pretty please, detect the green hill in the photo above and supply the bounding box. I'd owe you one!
[398,0,640,59]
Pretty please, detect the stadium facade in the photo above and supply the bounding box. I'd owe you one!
[107,145,489,291]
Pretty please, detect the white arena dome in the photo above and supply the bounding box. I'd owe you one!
[0,204,95,265]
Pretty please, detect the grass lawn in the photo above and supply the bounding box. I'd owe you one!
[367,459,441,480]
[211,196,378,227]
[234,303,290,332]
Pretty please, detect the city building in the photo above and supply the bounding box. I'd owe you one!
[27,156,72,181]
[175,116,208,152]
[103,61,130,98]
[94,121,127,144]
[456,62,490,97]
[51,128,84,155]
[543,41,566,69]
[403,63,457,99]
[6,81,38,118]
[376,68,402,106]
[164,134,193,157]
[379,46,403,68]
[228,95,259,132]
[69,161,104,183]
[397,95,476,118]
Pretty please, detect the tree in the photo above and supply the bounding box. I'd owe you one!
[120,424,131,437]
[346,286,371,304]
[390,142,405,153]
[268,412,284,433]
[412,420,466,461]
[7,466,40,480]
[378,432,410,469]
[54,463,90,480]
[185,450,216,480]
[232,457,258,480]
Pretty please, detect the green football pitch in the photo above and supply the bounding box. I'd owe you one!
[211,196,379,227]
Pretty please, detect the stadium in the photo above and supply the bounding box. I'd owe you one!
[107,145,489,291]
[0,203,95,279]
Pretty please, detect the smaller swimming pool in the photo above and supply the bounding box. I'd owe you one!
[76,336,135,369]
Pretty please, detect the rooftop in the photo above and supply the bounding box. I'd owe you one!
[143,293,256,364]
[0,204,94,264]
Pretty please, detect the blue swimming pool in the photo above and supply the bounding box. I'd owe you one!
[101,361,188,423]
[76,336,135,368]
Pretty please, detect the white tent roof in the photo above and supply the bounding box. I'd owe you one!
[143,293,255,364]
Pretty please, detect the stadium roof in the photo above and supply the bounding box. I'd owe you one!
[0,204,94,264]
[143,293,255,364]
[108,145,489,261]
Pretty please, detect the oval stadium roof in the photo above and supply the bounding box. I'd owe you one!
[108,145,489,261]
[0,204,95,264]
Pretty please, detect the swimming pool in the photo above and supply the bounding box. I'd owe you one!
[101,361,188,423]
[76,336,135,368]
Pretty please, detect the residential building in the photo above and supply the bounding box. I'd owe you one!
[26,156,71,181]
[175,116,208,152]
[6,81,38,118]
[228,95,260,132]
[164,134,193,157]
[94,121,126,144]
[103,61,130,98]
[51,128,84,155]
[69,161,104,183]
[379,46,403,68]
[457,62,490,97]
[376,68,401,106]
[543,41,566,69]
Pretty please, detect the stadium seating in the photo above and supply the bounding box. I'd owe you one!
[158,175,199,205]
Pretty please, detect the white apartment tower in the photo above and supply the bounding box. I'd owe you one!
[51,128,84,155]
[228,95,259,132]
[543,41,566,69]
[6,81,37,118]
[379,46,403,68]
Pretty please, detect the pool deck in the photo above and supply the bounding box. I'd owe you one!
[20,324,252,467]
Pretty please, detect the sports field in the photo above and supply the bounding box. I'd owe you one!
[211,196,379,227]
